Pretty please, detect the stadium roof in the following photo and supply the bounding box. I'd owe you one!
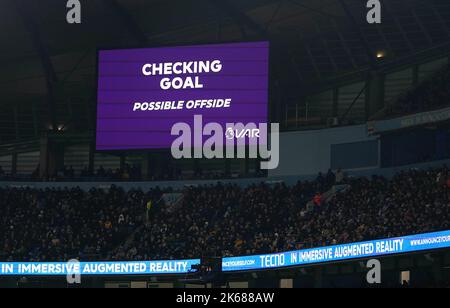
[0,0,450,144]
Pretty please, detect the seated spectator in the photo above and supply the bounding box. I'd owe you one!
[335,168,345,184]
[316,172,325,188]
[313,192,322,206]
[326,169,335,185]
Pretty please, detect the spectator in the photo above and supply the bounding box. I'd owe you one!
[1,167,449,262]
[326,169,335,186]
[316,172,325,188]
[313,192,322,206]
[335,168,345,184]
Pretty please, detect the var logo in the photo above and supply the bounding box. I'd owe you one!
[225,127,260,140]
[66,0,81,24]
[367,0,381,24]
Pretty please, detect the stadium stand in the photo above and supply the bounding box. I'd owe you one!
[0,186,163,261]
[1,166,449,263]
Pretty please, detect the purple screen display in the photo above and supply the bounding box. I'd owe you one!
[96,41,269,150]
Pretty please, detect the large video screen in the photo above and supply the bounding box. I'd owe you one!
[96,41,269,150]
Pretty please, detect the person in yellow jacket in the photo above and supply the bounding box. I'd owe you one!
[146,200,152,221]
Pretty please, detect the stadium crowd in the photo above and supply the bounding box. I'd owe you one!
[118,167,450,260]
[0,186,163,261]
[0,166,449,262]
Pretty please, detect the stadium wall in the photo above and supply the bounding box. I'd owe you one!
[269,124,379,177]
[1,157,450,191]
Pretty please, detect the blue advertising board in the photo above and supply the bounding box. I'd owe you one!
[1,230,450,276]
[222,230,450,272]
[0,260,200,276]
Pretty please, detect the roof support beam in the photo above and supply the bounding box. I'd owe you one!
[265,0,285,32]
[59,49,92,89]
[337,0,377,69]
[374,22,394,55]
[430,4,450,39]
[103,0,148,46]
[383,0,414,53]
[12,0,58,132]
[411,10,433,46]
[13,105,19,141]
[304,42,322,80]
[314,21,338,73]
[288,0,339,19]
[32,102,39,137]
[332,20,357,69]
[208,0,268,40]
[408,0,450,39]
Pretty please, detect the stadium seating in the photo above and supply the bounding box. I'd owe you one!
[1,167,449,262]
